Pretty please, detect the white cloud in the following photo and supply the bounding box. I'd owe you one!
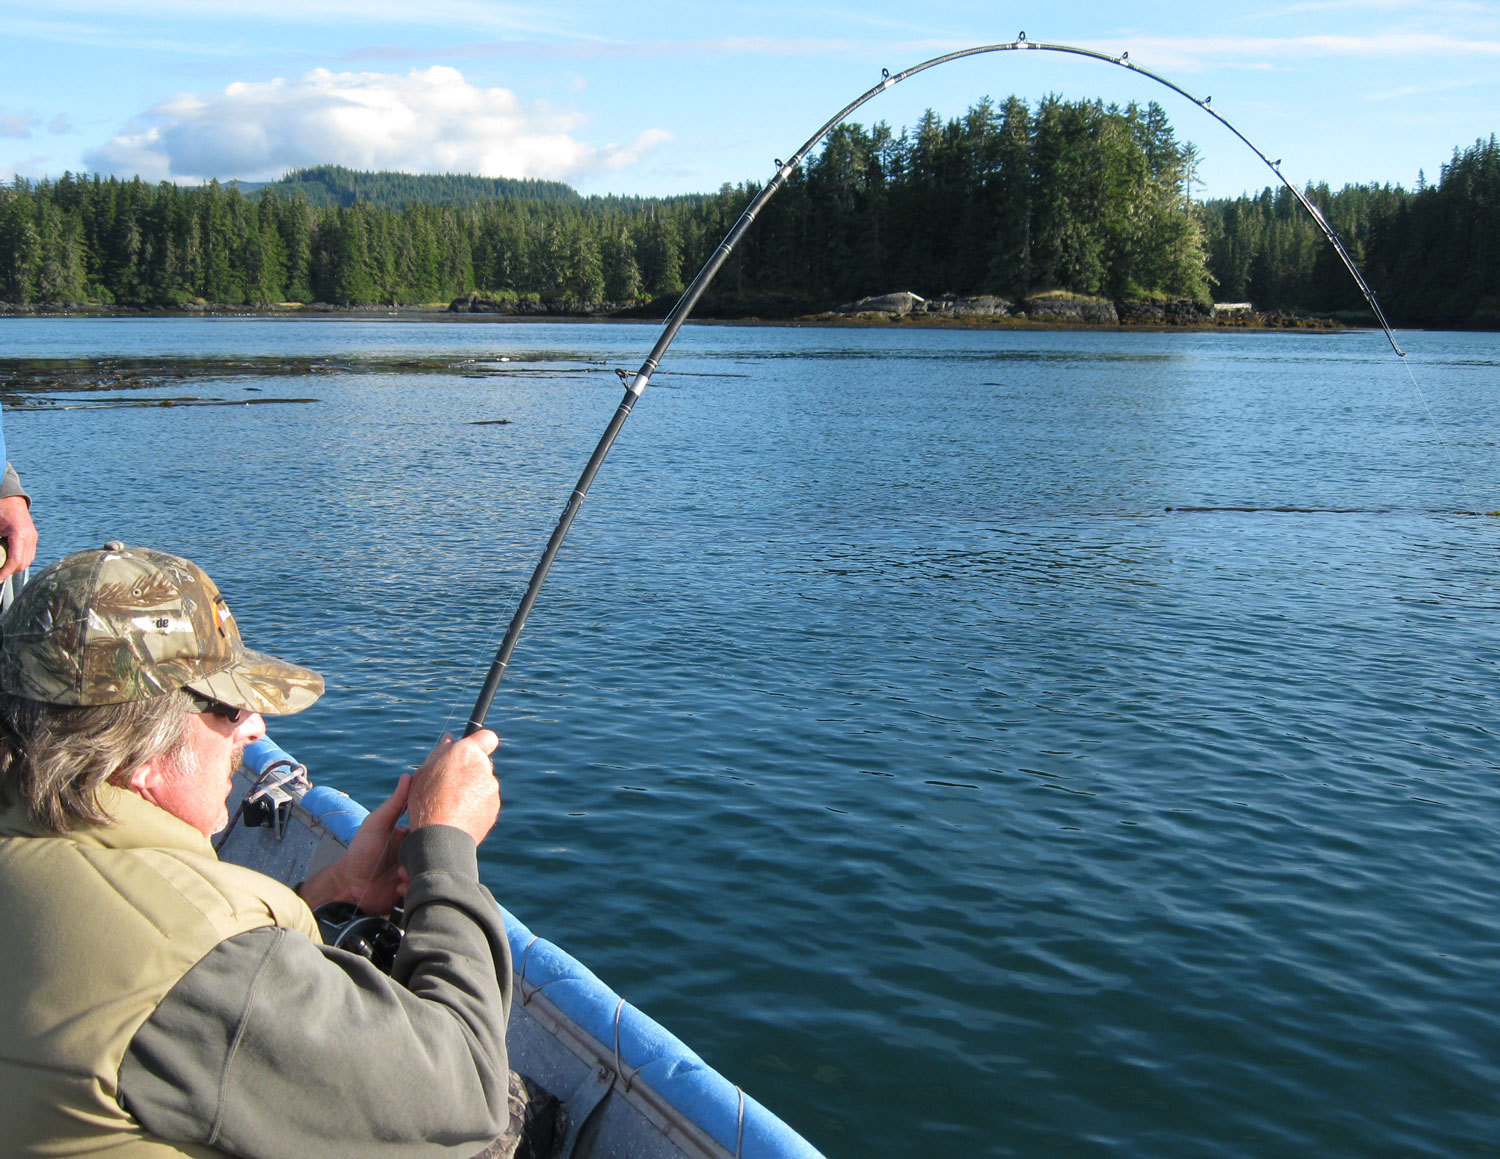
[1,112,40,139]
[83,65,669,183]
[598,128,672,171]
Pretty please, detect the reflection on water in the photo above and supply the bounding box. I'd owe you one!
[7,318,1500,1158]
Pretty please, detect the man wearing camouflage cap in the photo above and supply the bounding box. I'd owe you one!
[0,542,516,1157]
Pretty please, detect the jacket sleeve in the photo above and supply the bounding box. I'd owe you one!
[1,462,28,506]
[118,825,514,1159]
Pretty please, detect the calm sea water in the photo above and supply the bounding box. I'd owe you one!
[6,316,1500,1157]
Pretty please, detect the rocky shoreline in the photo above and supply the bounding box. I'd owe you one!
[447,289,1346,331]
[810,290,1341,331]
[1,291,1347,333]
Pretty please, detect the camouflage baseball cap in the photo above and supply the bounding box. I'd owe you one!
[0,542,324,713]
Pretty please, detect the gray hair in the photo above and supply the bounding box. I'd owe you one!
[0,689,193,833]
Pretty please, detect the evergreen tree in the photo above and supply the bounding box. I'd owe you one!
[566,224,605,301]
[320,205,376,304]
[639,210,684,297]
[278,196,316,303]
[34,197,86,302]
[984,96,1033,294]
[0,182,41,303]
[602,223,644,302]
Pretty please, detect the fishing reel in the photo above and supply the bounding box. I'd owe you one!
[314,901,404,974]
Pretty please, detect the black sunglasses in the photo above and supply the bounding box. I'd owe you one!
[184,690,250,725]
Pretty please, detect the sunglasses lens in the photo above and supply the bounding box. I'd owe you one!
[185,690,246,723]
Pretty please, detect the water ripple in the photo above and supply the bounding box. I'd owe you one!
[13,319,1500,1158]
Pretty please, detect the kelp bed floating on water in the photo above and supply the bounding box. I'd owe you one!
[0,354,625,411]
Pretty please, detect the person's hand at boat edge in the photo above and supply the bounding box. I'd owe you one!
[294,731,499,913]
[407,729,502,846]
[296,772,414,913]
[0,493,37,582]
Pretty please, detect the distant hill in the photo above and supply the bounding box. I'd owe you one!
[237,164,582,208]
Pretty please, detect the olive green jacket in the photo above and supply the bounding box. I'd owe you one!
[0,785,513,1158]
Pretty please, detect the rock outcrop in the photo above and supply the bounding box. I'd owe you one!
[1115,300,1215,325]
[836,291,928,316]
[830,290,1235,327]
[1020,295,1119,324]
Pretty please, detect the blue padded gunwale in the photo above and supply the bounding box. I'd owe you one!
[239,737,822,1159]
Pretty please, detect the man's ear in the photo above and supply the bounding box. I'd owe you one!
[124,759,168,803]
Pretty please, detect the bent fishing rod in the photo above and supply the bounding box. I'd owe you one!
[463,35,1405,736]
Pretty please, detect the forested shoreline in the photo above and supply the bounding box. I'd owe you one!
[1,97,1496,328]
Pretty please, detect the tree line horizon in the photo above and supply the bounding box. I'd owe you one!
[1,95,1496,328]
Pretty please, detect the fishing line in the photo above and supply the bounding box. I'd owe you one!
[1390,343,1487,518]
[462,35,1410,736]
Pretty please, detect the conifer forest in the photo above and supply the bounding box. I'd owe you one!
[1,96,1496,328]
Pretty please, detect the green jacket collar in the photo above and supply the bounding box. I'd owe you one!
[0,783,214,857]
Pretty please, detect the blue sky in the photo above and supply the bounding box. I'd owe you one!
[2,1,1498,201]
